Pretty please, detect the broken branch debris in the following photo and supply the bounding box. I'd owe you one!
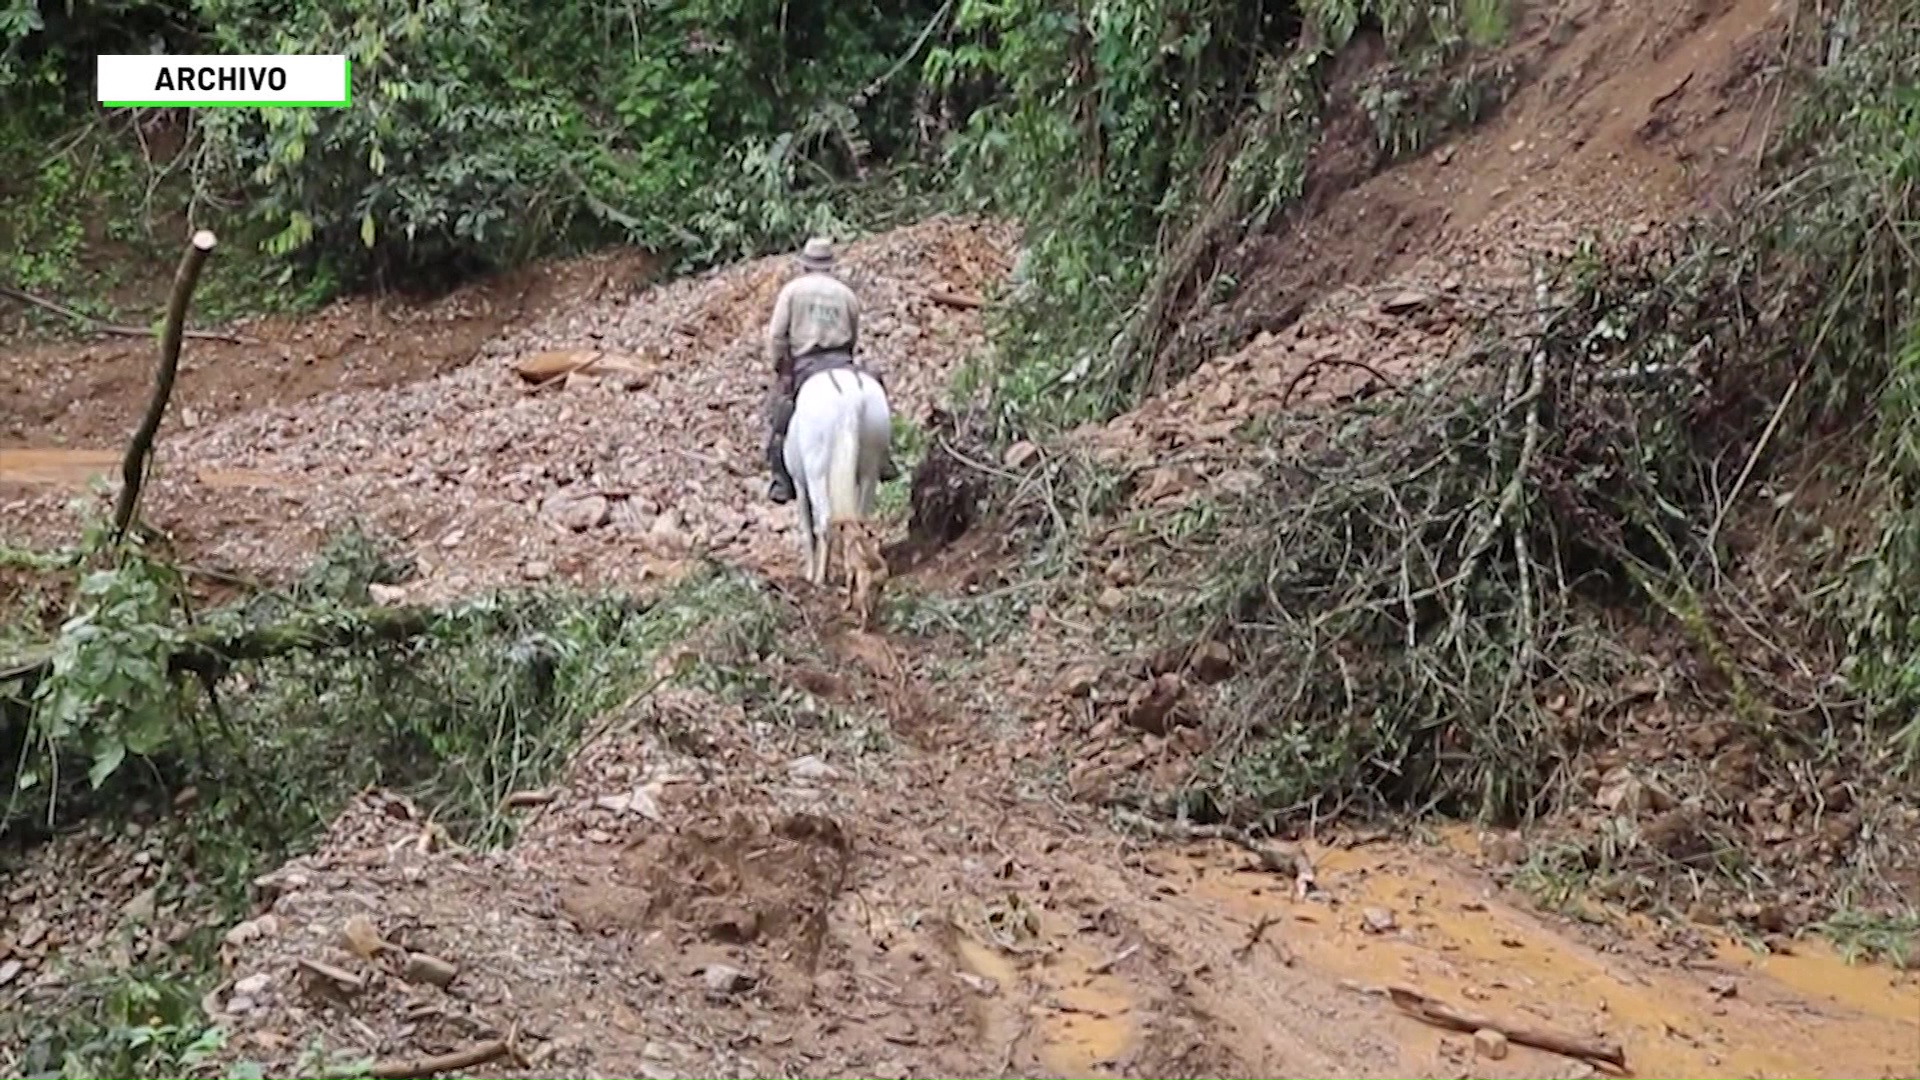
[1385,984,1627,1071]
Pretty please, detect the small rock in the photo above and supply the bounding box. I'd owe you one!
[595,787,664,822]
[1057,663,1101,698]
[232,972,272,998]
[649,510,688,550]
[1381,290,1432,315]
[403,952,459,988]
[1734,901,1790,933]
[0,959,21,986]
[1707,975,1737,999]
[1190,640,1235,683]
[224,913,279,951]
[955,971,998,996]
[522,560,553,581]
[438,529,464,549]
[1361,907,1397,934]
[703,963,756,998]
[120,886,157,924]
[340,914,387,960]
[788,755,839,782]
[544,492,611,532]
[704,905,761,944]
[368,582,408,605]
[1003,441,1040,469]
[1473,1028,1509,1060]
[1096,586,1128,611]
[1122,673,1184,735]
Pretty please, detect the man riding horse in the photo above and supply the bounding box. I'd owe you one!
[765,237,898,505]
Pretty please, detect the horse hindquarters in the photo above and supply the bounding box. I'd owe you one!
[784,387,828,583]
[855,377,893,517]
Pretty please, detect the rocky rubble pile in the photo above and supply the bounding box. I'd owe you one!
[0,216,1018,605]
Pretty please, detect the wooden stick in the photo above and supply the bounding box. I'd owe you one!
[111,228,218,544]
[924,288,983,310]
[1088,942,1141,975]
[0,282,248,344]
[1386,985,1627,1071]
[332,1038,510,1079]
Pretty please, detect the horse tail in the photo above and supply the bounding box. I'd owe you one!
[826,383,864,523]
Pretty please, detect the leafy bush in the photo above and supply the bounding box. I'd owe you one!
[3,0,949,289]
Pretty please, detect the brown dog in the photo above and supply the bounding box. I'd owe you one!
[839,519,890,630]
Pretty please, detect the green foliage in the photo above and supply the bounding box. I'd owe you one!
[180,0,948,285]
[932,0,1510,439]
[0,121,145,301]
[2,520,773,856]
[1788,10,1920,761]
[21,554,188,800]
[4,0,947,299]
[1,966,229,1078]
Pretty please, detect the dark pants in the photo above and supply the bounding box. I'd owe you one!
[767,349,867,490]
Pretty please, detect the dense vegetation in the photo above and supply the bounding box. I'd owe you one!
[928,0,1920,957]
[2,0,952,296]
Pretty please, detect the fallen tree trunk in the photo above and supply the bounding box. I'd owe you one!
[0,604,439,697]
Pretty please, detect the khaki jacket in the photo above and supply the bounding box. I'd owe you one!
[767,272,859,382]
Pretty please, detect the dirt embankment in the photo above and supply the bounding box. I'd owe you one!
[3,0,1918,1076]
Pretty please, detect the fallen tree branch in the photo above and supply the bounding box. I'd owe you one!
[112,229,219,544]
[0,604,439,695]
[1279,356,1404,408]
[333,1038,511,1080]
[1385,985,1627,1071]
[1111,807,1316,894]
[924,288,984,310]
[852,0,953,105]
[0,281,248,345]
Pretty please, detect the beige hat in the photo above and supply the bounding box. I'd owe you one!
[798,236,835,272]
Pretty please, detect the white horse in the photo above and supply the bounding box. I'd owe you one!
[784,366,893,589]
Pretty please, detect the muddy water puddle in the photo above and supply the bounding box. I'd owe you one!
[0,446,120,487]
[946,906,1143,1077]
[0,446,302,493]
[1152,837,1919,1079]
